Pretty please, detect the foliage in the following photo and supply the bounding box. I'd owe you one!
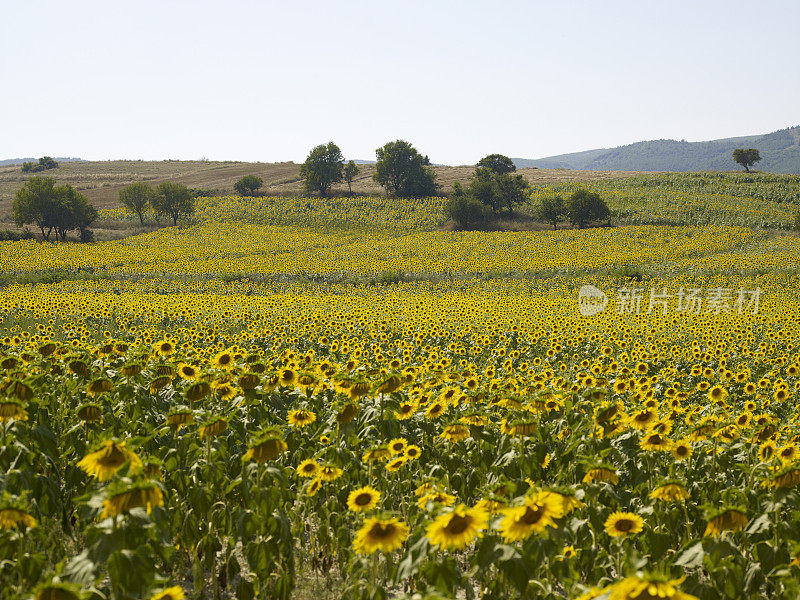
[300,142,344,196]
[11,177,96,241]
[535,194,565,229]
[152,182,195,226]
[344,160,359,193]
[233,175,264,197]
[20,156,59,173]
[119,183,156,226]
[733,148,763,173]
[565,189,610,228]
[466,167,529,215]
[374,140,439,198]
[476,153,516,176]
[445,183,491,230]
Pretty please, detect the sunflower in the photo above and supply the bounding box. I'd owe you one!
[766,463,800,488]
[76,403,102,423]
[704,507,748,536]
[153,340,175,357]
[562,545,577,559]
[605,512,644,537]
[0,399,28,422]
[778,443,799,464]
[395,401,417,419]
[608,575,699,600]
[498,491,563,542]
[317,465,343,482]
[297,459,320,478]
[34,583,84,600]
[347,486,380,512]
[353,517,410,554]
[101,479,164,519]
[0,495,37,530]
[287,409,316,428]
[199,416,227,438]
[243,431,287,463]
[649,482,690,502]
[86,377,113,397]
[186,381,211,403]
[362,445,392,463]
[167,407,194,429]
[385,457,407,472]
[640,432,672,452]
[426,504,488,550]
[78,439,142,481]
[583,466,619,485]
[212,349,235,371]
[628,408,657,430]
[475,497,508,515]
[307,478,322,496]
[404,444,422,460]
[388,437,408,455]
[150,587,185,600]
[440,423,470,442]
[417,491,456,509]
[671,439,692,461]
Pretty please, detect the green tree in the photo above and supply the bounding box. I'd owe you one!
[119,182,156,225]
[344,160,359,193]
[56,185,97,241]
[300,142,344,196]
[445,183,491,230]
[373,140,439,197]
[234,175,264,197]
[566,189,610,229]
[12,176,60,240]
[468,167,529,215]
[476,154,516,176]
[732,148,761,172]
[536,195,565,230]
[152,182,195,225]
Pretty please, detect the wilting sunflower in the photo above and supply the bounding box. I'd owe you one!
[76,403,102,423]
[640,432,673,452]
[704,507,748,536]
[167,407,194,430]
[765,463,800,488]
[650,481,690,502]
[78,439,142,481]
[426,504,488,550]
[186,381,211,403]
[101,479,164,519]
[199,416,227,438]
[608,575,699,600]
[475,497,508,515]
[498,491,563,542]
[297,459,320,478]
[86,377,113,398]
[385,457,407,472]
[34,582,85,600]
[243,430,287,463]
[583,466,619,485]
[353,517,410,554]
[0,495,37,530]
[0,399,28,422]
[417,491,456,510]
[317,465,343,481]
[362,445,392,463]
[287,409,316,428]
[150,587,185,600]
[347,486,380,512]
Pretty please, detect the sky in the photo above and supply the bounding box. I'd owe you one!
[1,0,798,165]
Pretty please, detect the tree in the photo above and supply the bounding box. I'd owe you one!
[344,160,359,193]
[536,195,565,230]
[476,154,516,176]
[732,148,761,172]
[20,156,58,173]
[300,142,344,196]
[12,177,60,240]
[373,140,439,197]
[119,182,156,225]
[565,189,610,229]
[152,182,194,225]
[468,167,529,215]
[12,177,97,241]
[234,175,263,197]
[445,183,491,230]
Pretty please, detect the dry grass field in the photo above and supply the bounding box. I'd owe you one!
[0,160,655,221]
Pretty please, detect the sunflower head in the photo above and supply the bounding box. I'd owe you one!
[77,439,142,481]
[426,504,488,550]
[604,511,644,537]
[353,516,409,554]
[0,493,37,530]
[347,486,381,512]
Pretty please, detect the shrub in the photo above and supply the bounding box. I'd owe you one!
[566,189,610,229]
[234,175,264,197]
[445,184,492,230]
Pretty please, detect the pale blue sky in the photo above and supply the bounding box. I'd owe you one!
[1,0,798,165]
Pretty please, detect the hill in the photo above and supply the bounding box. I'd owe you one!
[0,157,84,167]
[515,126,800,174]
[0,160,646,219]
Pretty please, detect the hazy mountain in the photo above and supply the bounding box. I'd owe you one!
[0,157,84,167]
[513,126,800,174]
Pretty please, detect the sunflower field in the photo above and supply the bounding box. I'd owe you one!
[3,182,800,600]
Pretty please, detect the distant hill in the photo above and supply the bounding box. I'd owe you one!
[514,126,800,174]
[0,157,84,167]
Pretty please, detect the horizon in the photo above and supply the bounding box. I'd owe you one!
[2,0,798,165]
